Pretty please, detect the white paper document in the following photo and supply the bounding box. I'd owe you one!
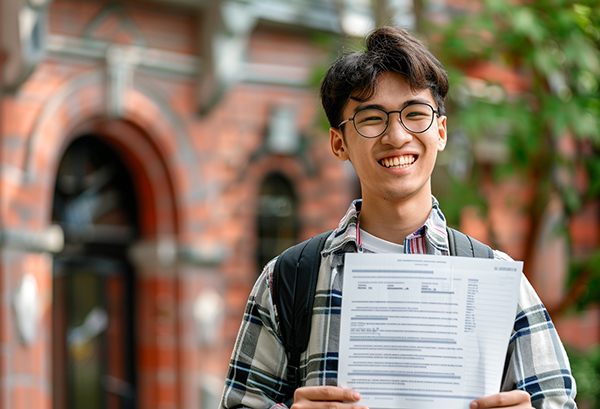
[338,253,522,409]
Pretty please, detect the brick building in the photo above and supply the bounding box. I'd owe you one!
[0,0,359,407]
[1,1,598,409]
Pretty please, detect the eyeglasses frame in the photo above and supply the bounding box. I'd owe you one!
[337,102,441,138]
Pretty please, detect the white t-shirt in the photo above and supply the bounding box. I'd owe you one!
[359,228,404,253]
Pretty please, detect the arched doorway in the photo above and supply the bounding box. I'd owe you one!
[51,135,139,409]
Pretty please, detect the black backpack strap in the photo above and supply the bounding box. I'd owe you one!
[446,227,493,258]
[272,226,489,402]
[272,230,333,400]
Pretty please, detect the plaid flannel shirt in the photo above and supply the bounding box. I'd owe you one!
[220,199,577,409]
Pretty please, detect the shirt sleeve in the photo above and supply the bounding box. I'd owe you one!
[219,260,291,409]
[501,273,577,409]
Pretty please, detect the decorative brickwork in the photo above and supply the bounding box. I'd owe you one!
[1,1,351,408]
[2,1,597,408]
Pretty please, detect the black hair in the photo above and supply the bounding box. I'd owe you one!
[320,26,449,128]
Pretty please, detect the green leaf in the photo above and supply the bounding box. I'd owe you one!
[512,7,548,44]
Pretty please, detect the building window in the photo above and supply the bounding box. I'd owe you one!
[257,173,299,271]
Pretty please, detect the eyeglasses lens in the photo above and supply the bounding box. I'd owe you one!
[354,104,435,137]
[354,109,387,138]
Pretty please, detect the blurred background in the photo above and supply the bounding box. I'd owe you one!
[0,0,599,408]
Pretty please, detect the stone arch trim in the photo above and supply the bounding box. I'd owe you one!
[248,155,309,193]
[246,155,312,235]
[24,70,191,236]
[73,118,178,237]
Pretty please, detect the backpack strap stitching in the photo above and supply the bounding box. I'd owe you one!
[466,234,475,256]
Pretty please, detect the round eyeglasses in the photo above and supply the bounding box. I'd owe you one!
[338,103,440,138]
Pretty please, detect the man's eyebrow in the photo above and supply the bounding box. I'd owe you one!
[352,97,434,112]
[353,103,386,113]
[403,97,433,107]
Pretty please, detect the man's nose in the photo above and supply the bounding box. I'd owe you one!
[380,112,412,146]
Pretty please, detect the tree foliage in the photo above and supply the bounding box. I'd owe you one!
[566,343,600,408]
[427,0,600,285]
[424,2,600,403]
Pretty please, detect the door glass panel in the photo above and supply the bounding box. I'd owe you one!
[68,271,105,409]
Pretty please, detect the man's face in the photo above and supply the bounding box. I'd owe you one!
[330,71,447,205]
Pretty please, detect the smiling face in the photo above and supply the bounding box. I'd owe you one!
[330,71,447,207]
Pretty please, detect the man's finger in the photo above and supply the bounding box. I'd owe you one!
[471,390,532,409]
[294,386,361,402]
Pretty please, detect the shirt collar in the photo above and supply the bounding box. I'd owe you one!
[404,197,450,256]
[324,197,449,257]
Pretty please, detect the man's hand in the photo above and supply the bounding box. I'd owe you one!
[291,386,369,409]
[471,390,533,409]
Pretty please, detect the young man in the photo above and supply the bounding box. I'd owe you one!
[220,26,576,409]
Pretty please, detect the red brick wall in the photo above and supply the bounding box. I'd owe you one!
[5,1,596,408]
[0,251,54,408]
[1,1,353,408]
[49,0,198,54]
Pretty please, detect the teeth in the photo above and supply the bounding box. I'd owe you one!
[381,155,415,168]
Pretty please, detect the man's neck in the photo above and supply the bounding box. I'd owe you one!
[358,194,433,246]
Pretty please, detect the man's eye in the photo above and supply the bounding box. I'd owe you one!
[358,116,385,123]
[405,111,428,118]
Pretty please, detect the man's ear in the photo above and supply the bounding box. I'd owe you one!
[330,127,350,161]
[437,116,447,152]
